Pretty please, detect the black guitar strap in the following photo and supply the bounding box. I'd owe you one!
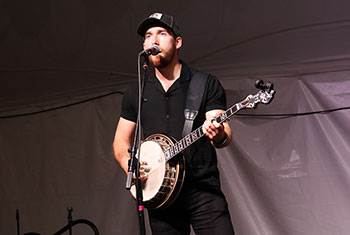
[182,70,209,137]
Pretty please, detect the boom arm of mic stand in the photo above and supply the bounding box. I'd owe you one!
[124,53,148,235]
[125,54,146,190]
[53,219,99,235]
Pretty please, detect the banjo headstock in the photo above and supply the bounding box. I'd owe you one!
[240,80,275,109]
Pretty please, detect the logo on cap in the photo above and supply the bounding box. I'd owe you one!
[149,13,162,20]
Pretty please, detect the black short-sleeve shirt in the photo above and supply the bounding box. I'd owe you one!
[121,62,227,192]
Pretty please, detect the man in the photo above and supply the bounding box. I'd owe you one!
[113,13,235,234]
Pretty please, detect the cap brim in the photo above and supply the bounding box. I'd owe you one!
[137,18,173,37]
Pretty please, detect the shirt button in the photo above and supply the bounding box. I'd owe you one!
[166,114,170,119]
[165,96,169,100]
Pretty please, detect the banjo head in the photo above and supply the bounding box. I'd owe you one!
[130,134,185,209]
[130,140,166,201]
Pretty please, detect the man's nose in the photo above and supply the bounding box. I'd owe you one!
[151,36,159,45]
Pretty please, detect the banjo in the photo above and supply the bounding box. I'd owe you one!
[130,80,275,209]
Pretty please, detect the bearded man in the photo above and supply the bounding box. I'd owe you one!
[113,13,235,235]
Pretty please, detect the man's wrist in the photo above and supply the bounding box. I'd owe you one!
[213,132,228,146]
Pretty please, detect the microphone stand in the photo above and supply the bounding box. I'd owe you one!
[16,209,20,235]
[125,52,149,235]
[67,207,73,235]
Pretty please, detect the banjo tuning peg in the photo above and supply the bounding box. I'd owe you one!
[255,79,265,90]
[255,79,274,92]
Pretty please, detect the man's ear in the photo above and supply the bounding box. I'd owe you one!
[175,36,182,50]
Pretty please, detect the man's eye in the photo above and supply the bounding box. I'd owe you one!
[145,34,151,39]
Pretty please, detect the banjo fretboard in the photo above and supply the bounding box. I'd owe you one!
[164,103,242,161]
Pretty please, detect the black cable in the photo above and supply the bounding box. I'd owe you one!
[1,91,349,120]
[235,106,350,118]
[0,90,124,119]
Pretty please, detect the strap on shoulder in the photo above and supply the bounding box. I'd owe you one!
[182,70,209,137]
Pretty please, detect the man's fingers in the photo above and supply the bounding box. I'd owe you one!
[202,116,225,141]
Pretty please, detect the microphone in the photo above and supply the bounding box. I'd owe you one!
[140,44,160,56]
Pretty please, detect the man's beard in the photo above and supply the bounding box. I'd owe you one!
[149,45,176,69]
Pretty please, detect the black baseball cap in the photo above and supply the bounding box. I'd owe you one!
[137,13,181,38]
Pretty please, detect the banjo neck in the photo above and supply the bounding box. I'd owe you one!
[164,87,275,162]
[164,102,240,162]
